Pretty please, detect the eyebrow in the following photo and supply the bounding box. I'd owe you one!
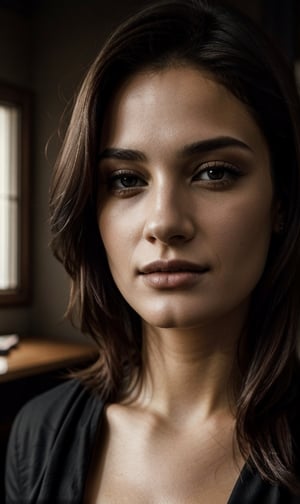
[98,147,146,162]
[181,136,253,157]
[98,136,252,162]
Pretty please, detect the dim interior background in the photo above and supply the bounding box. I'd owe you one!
[0,0,298,342]
[0,0,298,500]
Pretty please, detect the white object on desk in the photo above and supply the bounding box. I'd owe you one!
[0,356,8,374]
[0,334,19,354]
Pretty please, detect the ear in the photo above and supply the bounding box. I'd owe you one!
[272,200,285,234]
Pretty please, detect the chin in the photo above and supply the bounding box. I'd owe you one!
[138,298,249,332]
[141,308,209,330]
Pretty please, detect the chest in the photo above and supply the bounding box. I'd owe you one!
[85,415,244,504]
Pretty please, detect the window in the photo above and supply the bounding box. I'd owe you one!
[0,104,19,289]
[0,84,31,305]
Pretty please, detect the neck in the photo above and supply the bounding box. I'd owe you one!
[132,316,244,427]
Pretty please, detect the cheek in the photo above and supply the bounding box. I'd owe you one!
[211,194,273,279]
[98,207,118,263]
[98,205,139,271]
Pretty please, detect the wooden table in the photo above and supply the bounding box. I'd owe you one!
[0,337,98,383]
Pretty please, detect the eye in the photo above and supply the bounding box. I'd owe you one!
[200,167,227,180]
[107,170,147,193]
[115,175,141,187]
[193,162,242,186]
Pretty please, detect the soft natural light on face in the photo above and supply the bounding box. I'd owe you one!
[0,104,19,289]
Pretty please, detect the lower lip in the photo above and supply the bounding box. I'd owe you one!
[141,271,207,289]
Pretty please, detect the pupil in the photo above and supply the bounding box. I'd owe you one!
[122,176,137,187]
[208,168,224,180]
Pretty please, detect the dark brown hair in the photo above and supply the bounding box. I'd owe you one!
[49,0,300,492]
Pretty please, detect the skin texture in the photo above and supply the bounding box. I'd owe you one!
[98,67,274,334]
[88,67,275,503]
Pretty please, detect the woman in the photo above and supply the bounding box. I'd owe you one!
[6,0,300,502]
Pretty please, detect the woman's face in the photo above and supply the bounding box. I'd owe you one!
[97,67,274,330]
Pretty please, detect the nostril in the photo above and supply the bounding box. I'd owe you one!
[143,218,195,245]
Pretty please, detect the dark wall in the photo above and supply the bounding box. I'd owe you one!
[0,0,297,341]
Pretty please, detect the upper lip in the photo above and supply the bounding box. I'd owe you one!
[139,260,210,274]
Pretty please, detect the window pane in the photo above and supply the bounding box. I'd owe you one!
[0,104,20,289]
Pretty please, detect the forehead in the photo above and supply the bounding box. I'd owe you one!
[100,66,269,164]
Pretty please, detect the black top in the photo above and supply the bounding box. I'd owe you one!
[5,379,300,503]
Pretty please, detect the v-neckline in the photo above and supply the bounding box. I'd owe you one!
[227,462,249,504]
[86,398,251,504]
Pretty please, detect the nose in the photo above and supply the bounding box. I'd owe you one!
[142,183,195,245]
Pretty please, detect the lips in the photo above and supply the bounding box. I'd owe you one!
[140,259,209,274]
[139,260,209,289]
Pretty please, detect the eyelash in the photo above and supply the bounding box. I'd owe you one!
[193,161,243,188]
[105,162,243,196]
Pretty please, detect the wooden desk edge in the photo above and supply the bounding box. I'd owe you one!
[0,338,98,383]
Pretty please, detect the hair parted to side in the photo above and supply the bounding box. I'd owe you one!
[49,0,300,492]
